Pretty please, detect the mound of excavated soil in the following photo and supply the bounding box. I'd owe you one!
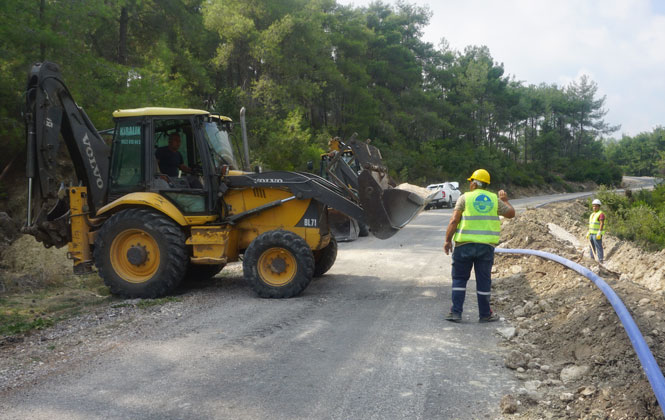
[493,200,665,419]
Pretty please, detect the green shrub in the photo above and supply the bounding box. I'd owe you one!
[594,186,630,214]
[652,184,665,210]
[543,173,571,191]
[565,159,622,185]
[617,205,656,240]
[632,189,654,206]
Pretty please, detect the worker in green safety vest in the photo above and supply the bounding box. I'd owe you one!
[587,198,606,263]
[443,169,515,323]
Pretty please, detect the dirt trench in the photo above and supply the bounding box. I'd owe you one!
[493,200,665,419]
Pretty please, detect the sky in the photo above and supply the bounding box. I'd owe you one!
[338,0,665,138]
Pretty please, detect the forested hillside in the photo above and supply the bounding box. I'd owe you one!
[605,127,665,177]
[1,0,655,190]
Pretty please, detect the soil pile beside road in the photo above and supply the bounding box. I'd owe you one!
[493,200,665,419]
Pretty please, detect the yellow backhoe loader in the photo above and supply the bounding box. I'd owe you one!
[23,61,425,299]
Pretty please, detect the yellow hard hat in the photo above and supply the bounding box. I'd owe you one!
[468,168,490,184]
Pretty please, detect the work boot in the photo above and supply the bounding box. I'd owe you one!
[479,312,500,323]
[445,312,462,323]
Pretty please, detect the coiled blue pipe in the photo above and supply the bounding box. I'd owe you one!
[495,248,665,415]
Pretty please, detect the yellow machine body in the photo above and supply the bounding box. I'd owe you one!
[67,187,94,272]
[85,187,328,268]
[222,187,330,254]
[187,226,235,265]
[96,192,218,226]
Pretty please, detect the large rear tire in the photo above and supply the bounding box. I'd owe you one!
[243,230,314,298]
[313,236,337,277]
[93,208,187,298]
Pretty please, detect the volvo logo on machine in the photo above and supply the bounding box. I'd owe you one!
[82,133,104,189]
[254,178,284,184]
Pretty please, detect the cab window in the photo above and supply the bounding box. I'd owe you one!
[109,121,143,191]
[154,119,192,176]
[153,118,207,213]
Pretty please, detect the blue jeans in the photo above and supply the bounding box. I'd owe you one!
[590,236,604,262]
[451,243,494,318]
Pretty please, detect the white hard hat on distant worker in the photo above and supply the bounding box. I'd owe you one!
[468,169,491,184]
[592,199,602,205]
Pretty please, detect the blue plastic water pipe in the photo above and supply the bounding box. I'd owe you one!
[495,248,665,415]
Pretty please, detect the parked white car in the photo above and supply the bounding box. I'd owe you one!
[425,182,461,209]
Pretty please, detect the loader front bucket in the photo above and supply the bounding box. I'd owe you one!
[357,170,426,239]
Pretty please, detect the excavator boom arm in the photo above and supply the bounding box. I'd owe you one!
[24,62,110,218]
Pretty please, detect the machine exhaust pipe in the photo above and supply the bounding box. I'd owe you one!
[239,107,251,172]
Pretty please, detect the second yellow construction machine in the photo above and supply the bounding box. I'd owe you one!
[320,137,371,241]
[23,61,425,299]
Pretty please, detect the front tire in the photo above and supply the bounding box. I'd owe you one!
[243,230,315,298]
[94,208,188,298]
[313,236,337,277]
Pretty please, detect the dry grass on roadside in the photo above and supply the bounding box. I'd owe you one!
[0,235,112,337]
[0,271,112,336]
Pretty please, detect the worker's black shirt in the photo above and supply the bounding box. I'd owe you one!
[155,147,183,177]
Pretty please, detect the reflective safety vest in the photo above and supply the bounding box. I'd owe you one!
[453,189,501,244]
[588,211,606,235]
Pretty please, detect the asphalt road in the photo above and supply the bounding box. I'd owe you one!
[1,179,655,419]
[509,175,657,210]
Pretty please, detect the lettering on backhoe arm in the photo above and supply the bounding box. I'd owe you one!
[254,178,283,183]
[82,133,104,189]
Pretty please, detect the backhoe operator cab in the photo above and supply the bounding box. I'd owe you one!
[109,109,235,213]
[23,61,426,299]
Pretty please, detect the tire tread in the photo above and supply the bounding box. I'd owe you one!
[93,208,187,298]
[243,230,314,298]
[313,236,337,277]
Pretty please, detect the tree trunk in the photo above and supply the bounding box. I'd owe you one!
[577,116,584,157]
[39,0,46,61]
[0,155,18,184]
[523,121,528,165]
[118,6,129,65]
[531,117,536,164]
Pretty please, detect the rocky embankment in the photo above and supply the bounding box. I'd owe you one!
[493,200,664,419]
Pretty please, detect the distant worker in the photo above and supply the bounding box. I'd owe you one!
[443,169,515,323]
[155,133,191,177]
[587,198,605,263]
